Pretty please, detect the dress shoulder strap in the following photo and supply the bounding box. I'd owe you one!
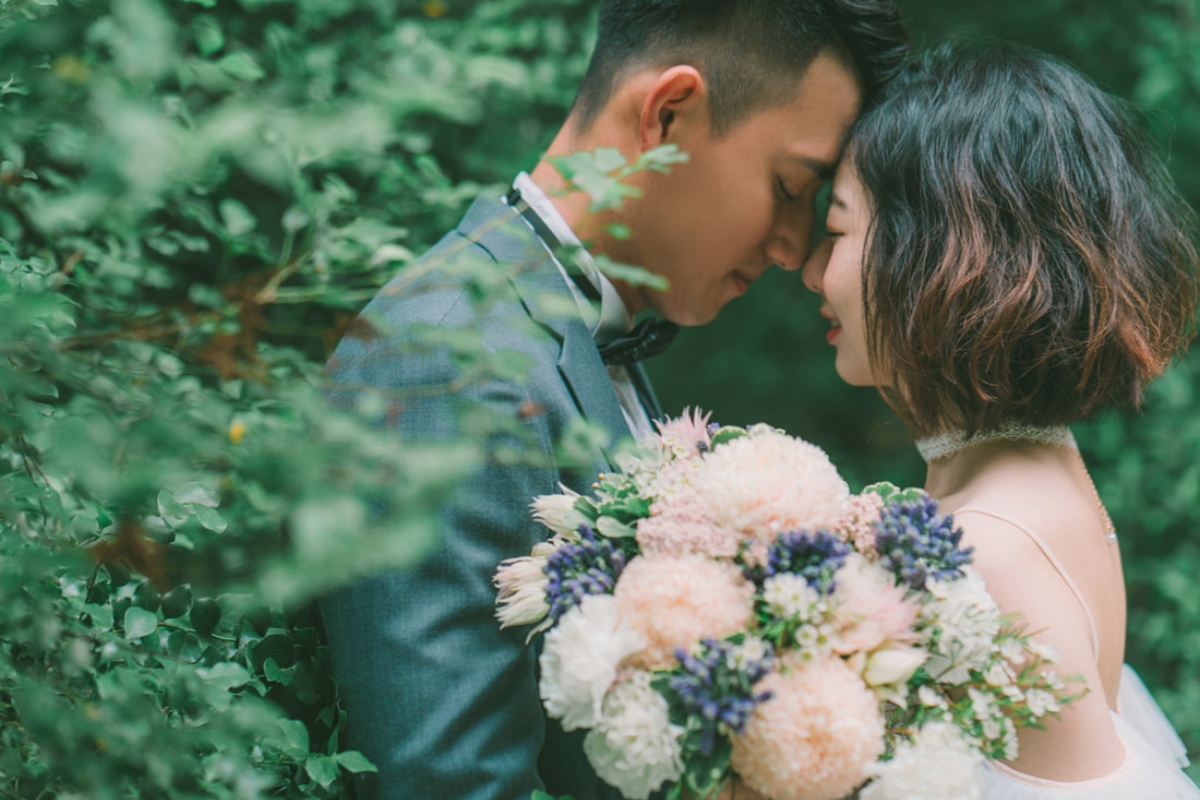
[953,505,1100,659]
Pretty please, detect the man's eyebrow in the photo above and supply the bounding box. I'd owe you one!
[792,155,838,181]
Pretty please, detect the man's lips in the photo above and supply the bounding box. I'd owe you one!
[731,270,753,295]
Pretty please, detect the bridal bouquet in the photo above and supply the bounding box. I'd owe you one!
[495,412,1081,800]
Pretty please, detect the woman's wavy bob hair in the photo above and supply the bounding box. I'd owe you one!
[847,42,1199,437]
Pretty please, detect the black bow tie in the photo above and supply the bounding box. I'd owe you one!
[597,317,680,366]
[507,185,680,365]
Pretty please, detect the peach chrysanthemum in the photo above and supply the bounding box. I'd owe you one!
[833,553,920,655]
[614,555,754,670]
[835,492,886,558]
[731,657,885,800]
[695,431,849,547]
[637,488,741,559]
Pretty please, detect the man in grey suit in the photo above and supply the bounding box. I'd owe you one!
[320,2,908,798]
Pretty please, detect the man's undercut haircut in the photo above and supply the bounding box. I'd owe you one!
[849,42,1200,438]
[573,0,908,136]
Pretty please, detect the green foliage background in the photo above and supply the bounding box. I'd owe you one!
[0,0,1196,795]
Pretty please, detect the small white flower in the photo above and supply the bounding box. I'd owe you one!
[763,573,822,620]
[584,671,684,800]
[1025,688,1060,718]
[1026,639,1061,663]
[726,636,770,672]
[1003,683,1025,702]
[983,661,1014,687]
[982,718,1002,740]
[997,638,1025,665]
[539,596,644,731]
[918,685,948,709]
[1001,718,1020,759]
[1044,670,1065,691]
[921,568,1002,685]
[860,722,983,800]
[968,688,998,721]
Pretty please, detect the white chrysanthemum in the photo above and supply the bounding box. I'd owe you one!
[695,430,849,544]
[921,568,1002,684]
[860,722,984,800]
[539,595,644,731]
[531,487,590,536]
[583,670,684,800]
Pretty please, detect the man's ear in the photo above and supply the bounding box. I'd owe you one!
[638,66,707,151]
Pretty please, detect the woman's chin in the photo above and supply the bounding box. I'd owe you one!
[834,361,878,388]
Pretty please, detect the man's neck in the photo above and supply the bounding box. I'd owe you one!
[528,140,647,315]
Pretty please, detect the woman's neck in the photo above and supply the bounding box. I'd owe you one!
[921,429,1076,504]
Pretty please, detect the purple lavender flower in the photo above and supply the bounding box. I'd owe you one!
[544,525,627,622]
[874,495,974,590]
[763,530,850,591]
[668,637,774,756]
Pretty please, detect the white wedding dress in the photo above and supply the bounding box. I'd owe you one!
[981,664,1199,798]
[953,507,1200,799]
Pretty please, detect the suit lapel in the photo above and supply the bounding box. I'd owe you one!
[461,196,632,467]
[626,362,664,424]
[556,324,633,452]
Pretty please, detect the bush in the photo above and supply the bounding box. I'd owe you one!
[2,0,1197,794]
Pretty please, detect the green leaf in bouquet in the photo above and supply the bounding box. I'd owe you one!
[709,426,748,448]
[862,481,927,505]
[596,516,636,539]
[683,735,732,800]
[572,496,600,523]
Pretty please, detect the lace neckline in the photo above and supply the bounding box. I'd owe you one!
[915,422,1076,463]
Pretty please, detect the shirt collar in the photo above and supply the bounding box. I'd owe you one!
[511,172,634,345]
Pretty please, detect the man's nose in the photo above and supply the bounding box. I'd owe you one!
[801,238,832,295]
[766,205,815,272]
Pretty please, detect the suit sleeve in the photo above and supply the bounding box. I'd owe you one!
[318,284,562,800]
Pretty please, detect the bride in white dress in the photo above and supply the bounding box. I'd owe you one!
[800,43,1200,798]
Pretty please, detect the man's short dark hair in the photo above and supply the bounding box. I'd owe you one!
[572,0,909,135]
[849,42,1200,437]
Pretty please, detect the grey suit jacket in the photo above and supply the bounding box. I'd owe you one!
[320,195,660,800]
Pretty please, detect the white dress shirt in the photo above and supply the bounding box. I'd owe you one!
[507,173,656,440]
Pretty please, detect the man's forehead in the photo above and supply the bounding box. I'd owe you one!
[787,154,838,182]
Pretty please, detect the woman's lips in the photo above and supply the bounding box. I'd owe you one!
[826,323,841,343]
